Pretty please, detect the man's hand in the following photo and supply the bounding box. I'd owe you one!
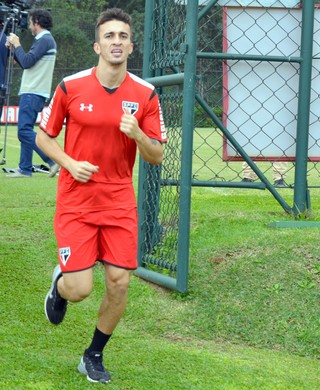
[119,109,163,165]
[67,160,99,183]
[119,109,142,141]
[6,33,20,48]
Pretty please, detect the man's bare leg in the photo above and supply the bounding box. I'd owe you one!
[97,264,131,334]
[78,264,131,383]
[58,268,94,302]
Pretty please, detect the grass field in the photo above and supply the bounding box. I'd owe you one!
[0,126,320,389]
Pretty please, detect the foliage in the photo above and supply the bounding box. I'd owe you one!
[52,23,96,69]
[36,0,106,11]
[194,104,222,127]
[8,0,146,102]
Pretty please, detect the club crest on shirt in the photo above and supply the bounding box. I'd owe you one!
[59,247,71,265]
[122,101,139,115]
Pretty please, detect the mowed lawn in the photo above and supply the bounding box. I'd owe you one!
[0,126,319,389]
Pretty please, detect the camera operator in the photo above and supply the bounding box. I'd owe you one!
[0,31,7,85]
[0,26,8,121]
[5,8,58,178]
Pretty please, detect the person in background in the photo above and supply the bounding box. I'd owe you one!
[37,8,166,384]
[242,161,288,187]
[5,9,59,178]
[0,28,8,120]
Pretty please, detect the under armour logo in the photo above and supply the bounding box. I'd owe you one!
[59,247,71,265]
[80,103,93,112]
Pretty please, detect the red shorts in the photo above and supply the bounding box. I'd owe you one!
[54,208,138,272]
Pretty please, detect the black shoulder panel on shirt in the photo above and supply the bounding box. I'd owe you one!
[59,80,67,94]
[149,89,157,101]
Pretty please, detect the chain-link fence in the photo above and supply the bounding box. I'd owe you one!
[194,0,320,189]
[136,0,319,292]
[136,0,190,290]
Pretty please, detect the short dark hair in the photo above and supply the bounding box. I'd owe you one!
[95,8,132,41]
[29,9,53,30]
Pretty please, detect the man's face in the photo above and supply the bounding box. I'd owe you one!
[28,18,37,35]
[94,20,133,65]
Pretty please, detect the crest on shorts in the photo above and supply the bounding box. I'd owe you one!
[122,101,139,115]
[59,247,71,265]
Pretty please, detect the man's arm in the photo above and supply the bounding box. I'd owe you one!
[36,130,99,183]
[134,132,163,165]
[7,32,50,69]
[119,112,163,165]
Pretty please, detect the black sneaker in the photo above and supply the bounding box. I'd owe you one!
[274,179,286,187]
[78,350,111,383]
[44,265,67,325]
[241,178,254,182]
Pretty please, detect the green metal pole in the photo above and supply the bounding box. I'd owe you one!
[137,0,156,267]
[142,0,155,79]
[176,0,199,293]
[197,52,301,64]
[145,73,185,86]
[198,0,220,19]
[293,0,314,215]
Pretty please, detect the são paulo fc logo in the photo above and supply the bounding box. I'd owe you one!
[59,247,71,266]
[122,101,139,115]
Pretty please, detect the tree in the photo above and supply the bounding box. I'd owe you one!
[9,0,146,101]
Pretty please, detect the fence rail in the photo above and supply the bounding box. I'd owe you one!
[136,0,319,293]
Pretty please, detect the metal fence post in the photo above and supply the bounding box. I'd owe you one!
[293,0,315,215]
[176,0,199,292]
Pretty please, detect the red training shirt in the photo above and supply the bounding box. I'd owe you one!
[40,67,167,213]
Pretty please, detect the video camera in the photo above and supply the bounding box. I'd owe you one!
[0,0,34,33]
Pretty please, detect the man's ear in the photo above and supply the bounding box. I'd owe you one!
[93,41,100,55]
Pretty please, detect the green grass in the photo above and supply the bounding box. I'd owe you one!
[192,127,320,196]
[0,126,320,389]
